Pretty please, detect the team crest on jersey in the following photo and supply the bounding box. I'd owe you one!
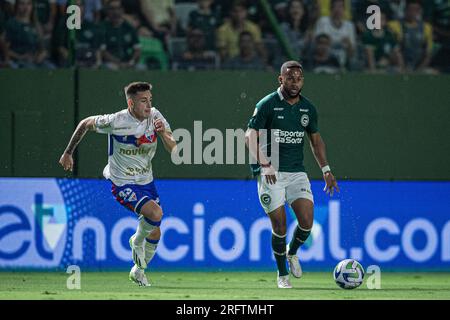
[300,114,309,127]
[136,131,157,146]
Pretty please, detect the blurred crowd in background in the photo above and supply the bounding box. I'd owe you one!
[0,0,449,73]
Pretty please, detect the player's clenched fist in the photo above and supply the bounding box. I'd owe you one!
[59,153,74,172]
[154,118,165,132]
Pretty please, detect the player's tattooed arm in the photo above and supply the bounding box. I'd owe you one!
[59,117,96,171]
[308,132,339,196]
[64,117,96,155]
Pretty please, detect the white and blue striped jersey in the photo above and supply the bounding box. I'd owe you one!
[93,108,170,186]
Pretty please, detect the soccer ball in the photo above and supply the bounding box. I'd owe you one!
[333,259,365,289]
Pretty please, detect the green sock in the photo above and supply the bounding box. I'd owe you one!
[288,225,311,256]
[272,232,289,276]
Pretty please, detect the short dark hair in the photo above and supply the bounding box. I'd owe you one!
[124,82,152,99]
[280,60,303,74]
[239,30,254,41]
[315,33,331,42]
[406,0,422,7]
[231,0,247,11]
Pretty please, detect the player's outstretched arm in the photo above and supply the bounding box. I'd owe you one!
[307,132,339,196]
[59,116,96,172]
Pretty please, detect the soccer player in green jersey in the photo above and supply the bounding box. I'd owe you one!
[245,60,339,288]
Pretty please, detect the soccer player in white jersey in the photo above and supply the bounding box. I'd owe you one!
[59,82,176,287]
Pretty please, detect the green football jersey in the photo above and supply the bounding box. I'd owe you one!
[101,20,140,62]
[248,88,318,175]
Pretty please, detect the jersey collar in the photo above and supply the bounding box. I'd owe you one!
[127,108,148,124]
[277,87,284,101]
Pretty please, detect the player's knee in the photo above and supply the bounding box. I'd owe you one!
[272,224,287,237]
[299,211,314,230]
[301,219,313,231]
[140,200,163,222]
[153,206,163,221]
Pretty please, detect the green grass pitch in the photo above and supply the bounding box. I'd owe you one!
[0,271,449,300]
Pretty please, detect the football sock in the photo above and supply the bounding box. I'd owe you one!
[288,225,311,256]
[144,238,159,265]
[134,216,160,245]
[272,231,289,276]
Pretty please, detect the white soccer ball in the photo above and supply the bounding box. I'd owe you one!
[333,259,365,289]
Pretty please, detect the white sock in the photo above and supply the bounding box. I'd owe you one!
[145,239,158,265]
[133,216,159,245]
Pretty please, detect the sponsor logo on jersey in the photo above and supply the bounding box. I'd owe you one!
[124,167,151,176]
[273,130,304,144]
[300,114,309,127]
[299,108,309,112]
[277,116,284,119]
[119,148,151,156]
[274,107,284,111]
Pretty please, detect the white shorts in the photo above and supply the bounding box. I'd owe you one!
[257,171,314,214]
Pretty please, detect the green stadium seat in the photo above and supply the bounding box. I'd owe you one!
[138,37,169,71]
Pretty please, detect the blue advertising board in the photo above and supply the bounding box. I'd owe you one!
[0,178,449,271]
